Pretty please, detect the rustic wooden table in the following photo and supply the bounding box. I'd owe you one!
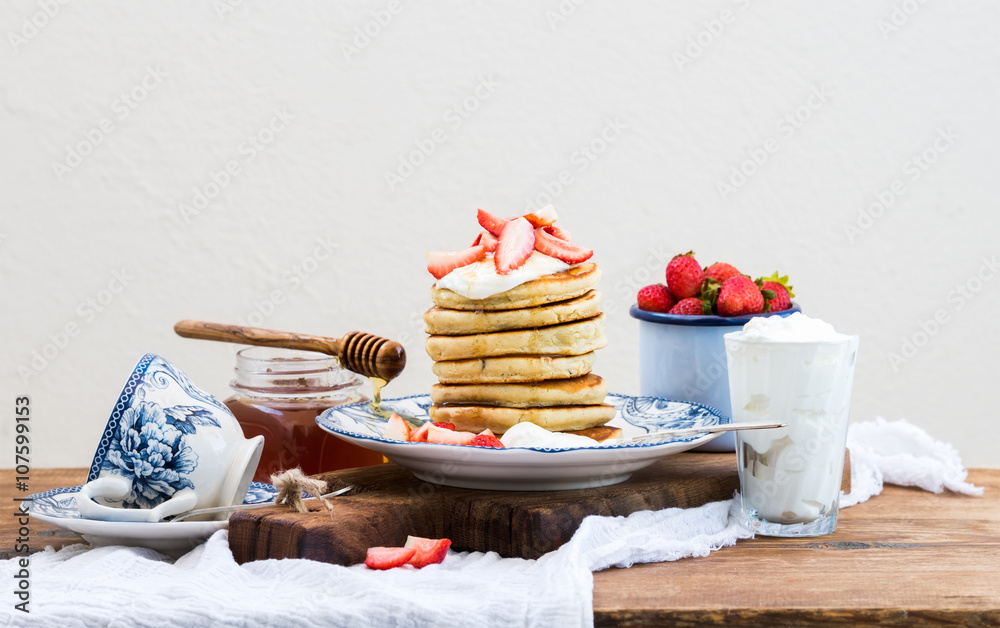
[3,464,998,626]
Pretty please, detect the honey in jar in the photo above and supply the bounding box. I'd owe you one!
[224,347,384,482]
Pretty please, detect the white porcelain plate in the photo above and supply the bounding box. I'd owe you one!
[316,393,728,491]
[25,482,278,556]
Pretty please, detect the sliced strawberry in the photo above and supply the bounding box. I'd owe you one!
[470,429,504,448]
[403,536,452,568]
[383,413,411,442]
[533,228,593,264]
[426,425,477,445]
[409,422,431,443]
[543,225,572,241]
[481,230,498,252]
[477,209,510,237]
[522,204,558,228]
[431,421,456,430]
[364,546,416,570]
[494,217,535,275]
[426,245,486,280]
[470,230,497,253]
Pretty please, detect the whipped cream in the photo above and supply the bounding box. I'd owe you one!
[435,252,570,300]
[499,422,599,449]
[725,314,858,527]
[728,312,850,343]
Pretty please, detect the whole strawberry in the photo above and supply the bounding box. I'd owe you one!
[636,284,676,313]
[760,282,789,311]
[665,252,705,299]
[704,262,741,284]
[669,297,708,315]
[760,272,794,312]
[717,276,764,316]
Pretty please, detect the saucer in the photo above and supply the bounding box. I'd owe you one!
[25,482,278,557]
[316,393,728,491]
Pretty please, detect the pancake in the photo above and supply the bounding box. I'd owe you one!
[565,425,624,443]
[425,314,606,362]
[431,352,595,384]
[430,374,607,408]
[424,290,602,336]
[428,403,616,434]
[432,263,601,311]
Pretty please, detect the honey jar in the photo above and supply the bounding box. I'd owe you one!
[224,347,384,482]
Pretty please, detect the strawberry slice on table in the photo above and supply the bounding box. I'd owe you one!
[477,208,510,236]
[543,225,572,241]
[364,547,416,570]
[522,204,558,228]
[471,230,498,253]
[382,413,411,442]
[431,421,456,430]
[494,217,536,275]
[426,245,486,280]
[404,536,452,568]
[533,227,593,264]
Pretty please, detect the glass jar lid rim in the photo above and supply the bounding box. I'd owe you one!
[234,346,341,369]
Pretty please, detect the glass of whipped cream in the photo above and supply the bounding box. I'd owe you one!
[724,313,859,537]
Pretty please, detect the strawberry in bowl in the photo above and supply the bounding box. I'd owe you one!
[631,251,800,452]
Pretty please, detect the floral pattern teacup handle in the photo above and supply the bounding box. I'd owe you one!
[76,475,199,522]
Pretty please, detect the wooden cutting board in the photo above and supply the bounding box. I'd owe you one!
[229,452,850,566]
[229,453,742,565]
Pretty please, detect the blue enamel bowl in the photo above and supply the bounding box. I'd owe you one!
[628,302,801,452]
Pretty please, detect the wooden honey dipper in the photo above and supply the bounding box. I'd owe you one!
[173,320,407,382]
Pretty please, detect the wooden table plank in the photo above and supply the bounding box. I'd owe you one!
[591,468,1000,626]
[2,465,998,626]
[0,468,88,558]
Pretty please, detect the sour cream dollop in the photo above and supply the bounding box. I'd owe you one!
[435,252,570,300]
[499,422,600,449]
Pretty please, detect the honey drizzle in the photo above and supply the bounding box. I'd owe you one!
[369,376,388,413]
[368,375,424,430]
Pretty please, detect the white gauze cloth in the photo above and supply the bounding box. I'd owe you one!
[840,416,984,507]
[1,417,981,628]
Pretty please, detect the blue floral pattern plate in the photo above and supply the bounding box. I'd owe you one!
[24,482,279,557]
[317,394,728,491]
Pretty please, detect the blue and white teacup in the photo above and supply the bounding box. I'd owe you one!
[76,353,264,522]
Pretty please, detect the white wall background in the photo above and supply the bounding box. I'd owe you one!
[2,1,998,469]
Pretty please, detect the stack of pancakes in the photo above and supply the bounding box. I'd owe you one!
[424,262,616,435]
